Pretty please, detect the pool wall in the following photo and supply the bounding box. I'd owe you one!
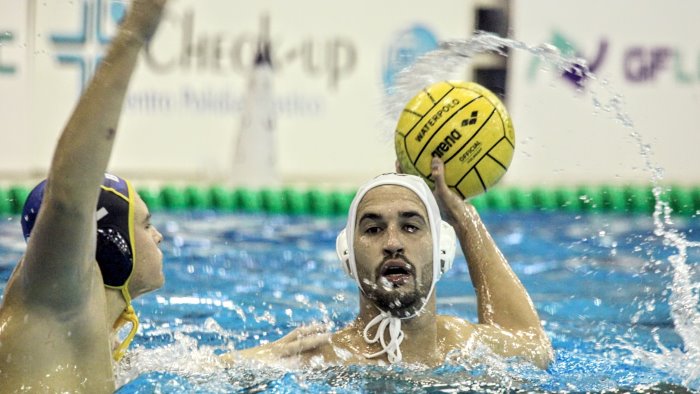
[2,184,698,216]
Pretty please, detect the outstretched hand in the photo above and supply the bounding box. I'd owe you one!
[223,323,332,365]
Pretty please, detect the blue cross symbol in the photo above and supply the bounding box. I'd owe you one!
[50,0,127,91]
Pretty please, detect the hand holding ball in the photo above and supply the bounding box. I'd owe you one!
[395,81,515,199]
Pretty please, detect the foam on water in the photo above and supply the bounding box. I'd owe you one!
[115,319,551,393]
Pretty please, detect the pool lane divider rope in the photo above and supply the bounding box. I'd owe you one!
[0,185,698,217]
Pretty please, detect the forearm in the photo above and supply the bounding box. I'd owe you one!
[454,202,543,332]
[47,27,147,206]
[22,1,165,302]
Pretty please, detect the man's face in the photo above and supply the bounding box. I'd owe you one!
[353,185,433,316]
[128,193,164,298]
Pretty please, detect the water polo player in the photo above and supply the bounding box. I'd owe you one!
[0,1,167,391]
[20,174,164,362]
[241,158,553,368]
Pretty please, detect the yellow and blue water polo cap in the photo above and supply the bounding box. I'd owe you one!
[21,173,139,360]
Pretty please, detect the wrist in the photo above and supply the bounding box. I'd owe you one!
[449,200,478,233]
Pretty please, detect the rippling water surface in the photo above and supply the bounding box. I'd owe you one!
[0,209,697,392]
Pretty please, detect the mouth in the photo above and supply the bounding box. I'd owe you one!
[379,259,414,286]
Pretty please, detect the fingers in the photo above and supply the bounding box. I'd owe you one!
[431,157,471,227]
[395,160,403,173]
[294,322,331,337]
[299,332,332,349]
[225,323,332,364]
[278,332,332,357]
[276,323,331,357]
[277,322,330,345]
[430,157,443,181]
[431,157,451,195]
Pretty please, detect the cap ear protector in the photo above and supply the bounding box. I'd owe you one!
[335,228,352,277]
[439,221,457,275]
[96,225,134,287]
[335,220,456,281]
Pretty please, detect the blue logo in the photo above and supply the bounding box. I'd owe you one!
[50,0,127,90]
[382,25,439,92]
[527,31,608,88]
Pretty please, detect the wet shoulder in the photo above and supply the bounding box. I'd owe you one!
[437,315,477,352]
[298,328,371,366]
[0,304,114,391]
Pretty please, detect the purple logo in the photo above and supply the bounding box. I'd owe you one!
[528,31,608,88]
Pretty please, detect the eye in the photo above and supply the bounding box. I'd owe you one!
[404,224,419,233]
[365,226,382,235]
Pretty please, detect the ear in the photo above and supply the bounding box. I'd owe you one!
[96,226,133,287]
[335,229,354,279]
[439,221,456,276]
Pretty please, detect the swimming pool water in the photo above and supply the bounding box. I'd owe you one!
[0,211,698,393]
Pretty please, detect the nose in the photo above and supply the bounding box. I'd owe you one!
[383,225,404,256]
[154,227,163,245]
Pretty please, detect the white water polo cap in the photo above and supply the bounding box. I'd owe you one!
[335,173,457,363]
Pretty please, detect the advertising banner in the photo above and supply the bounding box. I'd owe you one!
[508,0,700,186]
[0,0,31,177]
[17,0,470,185]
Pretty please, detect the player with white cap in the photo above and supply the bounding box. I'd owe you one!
[286,157,553,368]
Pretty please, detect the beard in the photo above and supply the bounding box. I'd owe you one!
[361,263,433,318]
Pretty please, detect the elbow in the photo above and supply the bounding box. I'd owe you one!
[534,346,554,370]
[531,333,555,369]
[515,327,554,369]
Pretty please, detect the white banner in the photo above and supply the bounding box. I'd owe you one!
[13,0,470,185]
[507,0,700,186]
[0,0,31,177]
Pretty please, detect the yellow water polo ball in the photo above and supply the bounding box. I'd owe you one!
[394,80,515,199]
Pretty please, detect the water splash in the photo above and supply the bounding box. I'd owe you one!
[382,31,699,388]
[382,31,586,139]
[114,319,232,388]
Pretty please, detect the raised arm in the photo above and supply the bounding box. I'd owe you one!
[430,157,553,368]
[21,0,167,308]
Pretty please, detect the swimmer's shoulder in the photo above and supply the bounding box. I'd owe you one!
[437,315,478,351]
[0,299,115,392]
[298,326,368,366]
[438,314,477,334]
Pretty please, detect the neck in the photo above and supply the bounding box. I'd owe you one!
[104,288,128,333]
[356,293,439,364]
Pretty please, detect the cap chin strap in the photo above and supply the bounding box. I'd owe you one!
[112,287,139,362]
[362,308,405,363]
[112,177,139,362]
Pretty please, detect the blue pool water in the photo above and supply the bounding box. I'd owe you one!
[3,209,696,392]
